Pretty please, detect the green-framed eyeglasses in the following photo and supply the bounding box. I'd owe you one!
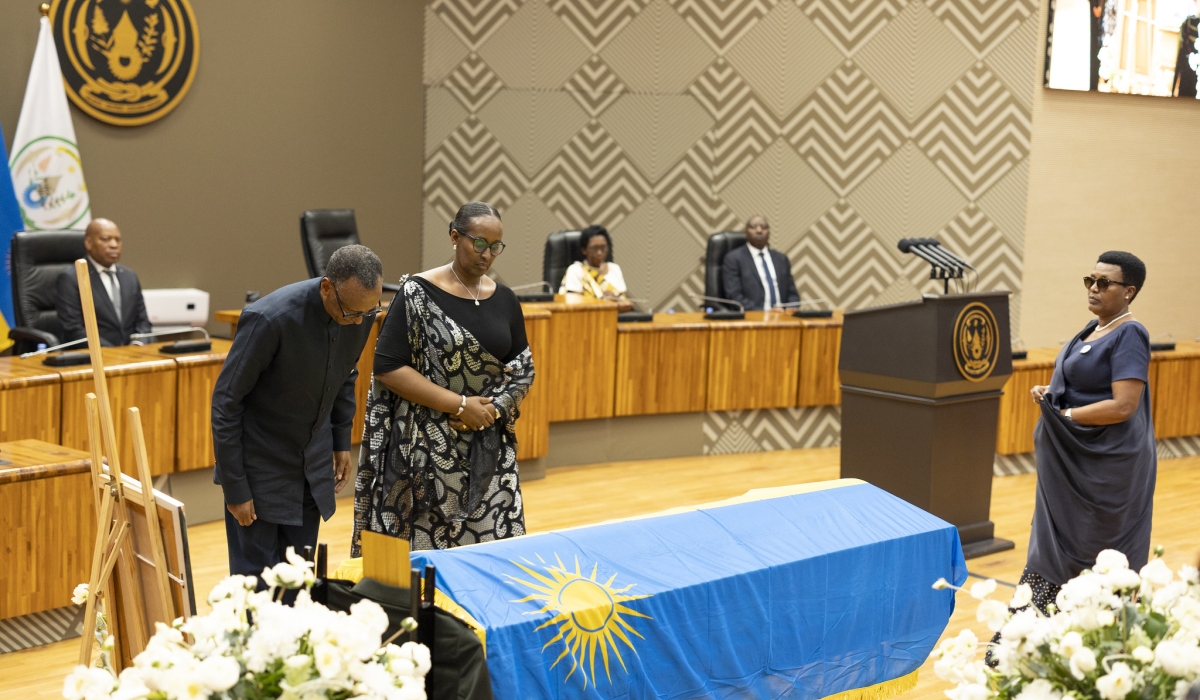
[459,230,506,256]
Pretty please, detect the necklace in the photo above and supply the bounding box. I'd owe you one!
[1096,311,1131,332]
[450,264,480,306]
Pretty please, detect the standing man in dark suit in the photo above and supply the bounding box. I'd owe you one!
[56,218,153,346]
[721,215,800,311]
[212,245,383,578]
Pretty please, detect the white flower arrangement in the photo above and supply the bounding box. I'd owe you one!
[931,548,1200,700]
[64,547,430,700]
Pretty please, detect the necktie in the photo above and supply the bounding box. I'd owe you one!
[758,251,777,309]
[105,270,122,322]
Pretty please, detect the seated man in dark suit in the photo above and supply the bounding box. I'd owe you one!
[56,218,152,346]
[721,215,800,311]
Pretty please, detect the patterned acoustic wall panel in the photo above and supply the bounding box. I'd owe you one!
[422,0,1038,324]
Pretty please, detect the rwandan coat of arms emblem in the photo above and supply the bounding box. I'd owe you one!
[51,0,199,126]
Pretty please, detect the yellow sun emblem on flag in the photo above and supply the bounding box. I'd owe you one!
[508,554,652,688]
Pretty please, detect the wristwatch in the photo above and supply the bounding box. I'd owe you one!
[1065,408,1074,421]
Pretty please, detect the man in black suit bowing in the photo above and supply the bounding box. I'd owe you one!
[721,215,800,311]
[56,218,153,346]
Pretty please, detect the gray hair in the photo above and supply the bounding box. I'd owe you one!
[325,244,382,289]
[450,201,501,236]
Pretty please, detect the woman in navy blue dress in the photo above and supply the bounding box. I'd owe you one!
[1021,251,1155,612]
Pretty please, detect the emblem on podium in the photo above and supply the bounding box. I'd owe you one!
[50,0,199,126]
[953,302,999,382]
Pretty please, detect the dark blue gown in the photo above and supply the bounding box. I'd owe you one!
[1026,319,1156,585]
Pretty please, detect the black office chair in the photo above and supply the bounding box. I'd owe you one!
[8,230,88,354]
[300,209,399,293]
[541,229,614,296]
[542,230,652,322]
[703,231,746,305]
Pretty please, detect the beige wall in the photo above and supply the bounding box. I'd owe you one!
[1021,0,1200,347]
[0,1,425,327]
[421,0,1038,317]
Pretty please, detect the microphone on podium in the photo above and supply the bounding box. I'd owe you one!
[689,293,745,320]
[897,238,975,293]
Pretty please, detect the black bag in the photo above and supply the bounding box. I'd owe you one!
[323,577,493,700]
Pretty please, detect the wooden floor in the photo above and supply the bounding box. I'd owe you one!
[5,449,1200,699]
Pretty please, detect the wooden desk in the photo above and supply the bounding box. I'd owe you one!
[517,309,551,459]
[0,361,62,444]
[797,312,843,407]
[995,348,1057,455]
[150,340,234,472]
[707,311,804,411]
[514,300,620,422]
[615,314,710,416]
[1150,341,1200,439]
[214,308,242,337]
[50,347,178,477]
[0,440,95,619]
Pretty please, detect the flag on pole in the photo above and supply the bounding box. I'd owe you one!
[9,15,91,234]
[0,125,24,351]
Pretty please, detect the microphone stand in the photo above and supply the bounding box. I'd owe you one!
[688,293,745,320]
[19,337,88,359]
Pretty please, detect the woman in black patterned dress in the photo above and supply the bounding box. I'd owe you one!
[352,201,534,552]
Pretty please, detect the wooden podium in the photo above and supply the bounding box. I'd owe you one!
[838,293,1015,558]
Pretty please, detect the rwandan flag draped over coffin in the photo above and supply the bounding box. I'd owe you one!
[411,479,968,700]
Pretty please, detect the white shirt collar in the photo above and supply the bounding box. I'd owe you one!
[88,255,116,274]
[750,244,769,256]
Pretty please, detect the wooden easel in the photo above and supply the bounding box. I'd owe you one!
[75,259,173,669]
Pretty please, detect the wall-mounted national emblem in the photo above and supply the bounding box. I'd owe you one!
[50,0,199,127]
[953,302,999,383]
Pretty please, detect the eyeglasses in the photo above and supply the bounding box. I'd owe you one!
[1083,276,1128,292]
[459,231,506,256]
[585,244,609,253]
[331,283,382,319]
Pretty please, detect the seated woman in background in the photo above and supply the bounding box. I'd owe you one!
[559,225,628,302]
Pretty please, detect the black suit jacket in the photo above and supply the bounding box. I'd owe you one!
[720,244,800,311]
[55,260,153,347]
[211,278,373,526]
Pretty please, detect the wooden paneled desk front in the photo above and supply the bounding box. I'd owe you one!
[0,440,95,620]
[0,361,62,444]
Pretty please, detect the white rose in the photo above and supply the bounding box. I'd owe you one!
[1180,566,1199,585]
[992,640,1020,675]
[110,668,152,700]
[1155,583,1188,612]
[946,683,991,700]
[166,671,210,700]
[357,661,395,695]
[1108,567,1142,591]
[200,654,241,692]
[1141,559,1175,589]
[1002,609,1038,641]
[1070,648,1097,679]
[1155,640,1198,677]
[1095,662,1137,700]
[971,579,998,600]
[1010,584,1033,610]
[977,599,1010,632]
[314,642,344,680]
[1016,679,1063,700]
[350,599,391,645]
[1094,550,1130,575]
[1056,631,1084,658]
[72,583,90,606]
[1133,646,1155,664]
[63,666,97,700]
[1097,609,1116,627]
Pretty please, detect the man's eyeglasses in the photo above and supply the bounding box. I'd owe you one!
[1083,276,1128,292]
[459,230,506,256]
[332,283,382,319]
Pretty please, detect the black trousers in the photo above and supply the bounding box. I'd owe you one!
[224,481,321,583]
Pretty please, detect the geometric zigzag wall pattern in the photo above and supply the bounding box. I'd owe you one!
[423,0,1038,330]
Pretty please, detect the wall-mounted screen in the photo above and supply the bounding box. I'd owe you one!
[1045,0,1199,97]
